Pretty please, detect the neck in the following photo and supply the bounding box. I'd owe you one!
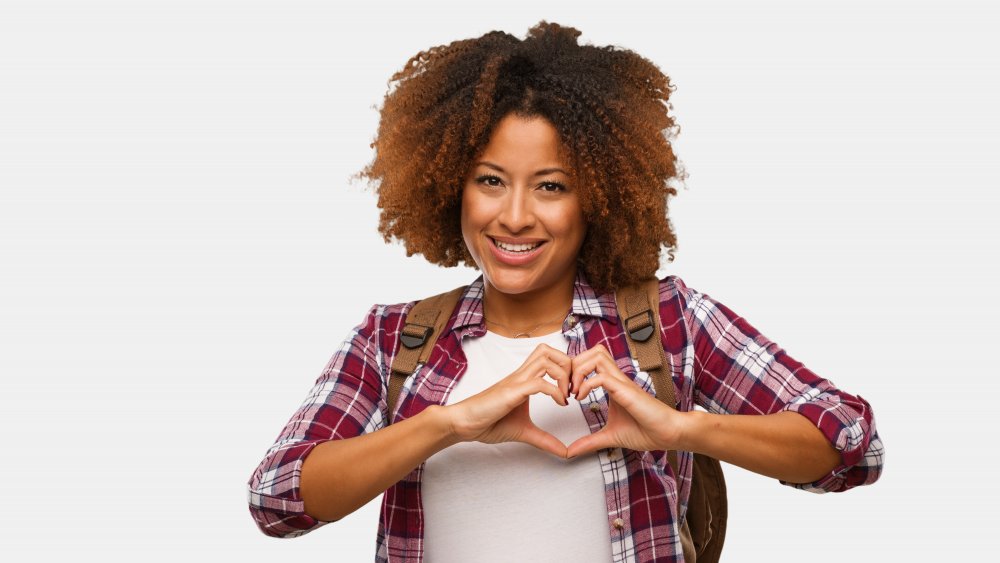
[481,267,576,336]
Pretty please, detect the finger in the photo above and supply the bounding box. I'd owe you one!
[522,377,567,407]
[597,342,614,358]
[531,355,572,400]
[570,343,618,380]
[518,424,569,459]
[519,354,572,400]
[576,342,613,362]
[524,342,572,368]
[568,347,600,396]
[566,428,614,459]
[589,342,617,367]
[570,354,594,399]
[571,353,628,400]
[520,348,571,381]
[542,356,573,400]
[574,370,630,403]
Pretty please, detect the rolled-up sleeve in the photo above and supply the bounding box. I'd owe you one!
[674,277,884,493]
[247,303,388,537]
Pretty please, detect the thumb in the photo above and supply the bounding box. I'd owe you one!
[566,428,614,459]
[517,424,568,458]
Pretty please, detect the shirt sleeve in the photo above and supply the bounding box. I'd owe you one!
[246,303,388,537]
[672,276,884,493]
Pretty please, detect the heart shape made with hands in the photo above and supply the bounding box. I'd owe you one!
[528,343,685,460]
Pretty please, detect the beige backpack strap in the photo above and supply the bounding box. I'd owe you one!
[386,285,467,424]
[616,278,697,561]
[615,278,680,476]
[618,278,728,562]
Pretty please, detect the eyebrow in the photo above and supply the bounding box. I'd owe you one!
[476,161,569,177]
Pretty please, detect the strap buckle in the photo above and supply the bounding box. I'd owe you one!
[624,310,655,342]
[400,323,433,349]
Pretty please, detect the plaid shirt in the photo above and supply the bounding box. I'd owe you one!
[247,272,884,562]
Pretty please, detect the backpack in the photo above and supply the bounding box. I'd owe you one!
[385,279,727,562]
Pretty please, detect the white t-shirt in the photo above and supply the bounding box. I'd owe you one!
[422,329,614,563]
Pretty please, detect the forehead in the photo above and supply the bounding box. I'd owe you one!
[477,115,569,169]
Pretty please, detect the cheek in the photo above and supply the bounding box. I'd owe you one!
[459,189,474,231]
[460,194,485,248]
[547,207,587,240]
[461,191,495,230]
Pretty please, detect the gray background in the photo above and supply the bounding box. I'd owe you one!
[2,0,995,560]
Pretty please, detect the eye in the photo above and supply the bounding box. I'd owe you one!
[475,174,504,187]
[539,182,567,193]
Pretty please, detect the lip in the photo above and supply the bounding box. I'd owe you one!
[490,235,546,245]
[487,236,547,266]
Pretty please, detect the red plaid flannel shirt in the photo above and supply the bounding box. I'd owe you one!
[247,272,884,562]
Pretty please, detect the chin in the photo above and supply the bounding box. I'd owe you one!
[483,270,541,295]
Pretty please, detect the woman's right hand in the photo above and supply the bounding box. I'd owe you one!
[443,343,573,458]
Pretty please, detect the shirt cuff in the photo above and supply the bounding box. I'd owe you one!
[247,440,335,537]
[777,396,873,493]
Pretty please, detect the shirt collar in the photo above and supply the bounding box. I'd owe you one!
[447,269,617,337]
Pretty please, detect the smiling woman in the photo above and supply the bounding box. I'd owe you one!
[246,20,884,563]
[461,115,587,337]
[359,23,682,296]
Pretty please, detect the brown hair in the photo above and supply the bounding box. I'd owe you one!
[354,21,685,294]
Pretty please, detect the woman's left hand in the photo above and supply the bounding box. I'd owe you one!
[565,343,690,459]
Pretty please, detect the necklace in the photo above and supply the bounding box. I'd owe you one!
[484,309,570,338]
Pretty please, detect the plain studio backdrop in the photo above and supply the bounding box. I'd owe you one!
[1,0,996,560]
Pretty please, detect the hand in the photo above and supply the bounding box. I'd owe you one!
[444,343,573,458]
[565,343,689,459]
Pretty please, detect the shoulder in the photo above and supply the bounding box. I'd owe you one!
[602,274,696,321]
[354,300,415,338]
[337,300,415,357]
[655,273,697,308]
[361,283,469,342]
[653,274,722,338]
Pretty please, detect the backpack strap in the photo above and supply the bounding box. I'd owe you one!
[616,278,728,563]
[386,285,468,424]
[614,278,680,476]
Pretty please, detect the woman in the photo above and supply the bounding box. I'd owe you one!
[247,21,883,562]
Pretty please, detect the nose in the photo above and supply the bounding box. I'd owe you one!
[497,187,536,233]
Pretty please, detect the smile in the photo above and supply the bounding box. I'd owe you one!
[488,236,547,265]
[492,238,542,252]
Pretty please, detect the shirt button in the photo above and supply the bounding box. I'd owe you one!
[613,518,624,529]
[567,315,577,327]
[589,403,600,412]
[607,448,619,460]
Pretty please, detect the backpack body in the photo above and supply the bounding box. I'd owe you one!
[385,279,727,562]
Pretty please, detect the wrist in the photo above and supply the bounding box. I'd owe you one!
[673,409,709,453]
[426,404,463,448]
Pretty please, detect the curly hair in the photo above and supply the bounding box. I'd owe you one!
[354,20,686,294]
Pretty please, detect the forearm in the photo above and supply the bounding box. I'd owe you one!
[300,404,460,521]
[676,410,842,484]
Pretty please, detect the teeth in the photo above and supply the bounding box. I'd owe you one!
[493,238,541,253]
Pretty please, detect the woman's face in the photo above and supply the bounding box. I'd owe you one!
[461,114,586,299]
